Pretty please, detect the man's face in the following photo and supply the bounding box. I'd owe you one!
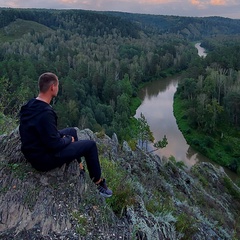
[52,79,59,97]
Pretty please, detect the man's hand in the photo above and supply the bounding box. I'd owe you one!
[63,135,75,142]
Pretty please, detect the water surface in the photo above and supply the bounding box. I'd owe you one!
[135,43,238,181]
[135,76,201,167]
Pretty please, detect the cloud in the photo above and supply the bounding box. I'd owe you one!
[139,0,175,3]
[210,0,225,5]
[190,0,238,8]
[0,0,239,18]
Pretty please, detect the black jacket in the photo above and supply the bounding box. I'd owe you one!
[19,98,72,165]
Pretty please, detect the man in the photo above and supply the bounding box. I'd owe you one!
[19,72,112,198]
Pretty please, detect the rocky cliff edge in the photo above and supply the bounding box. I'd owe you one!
[0,128,240,239]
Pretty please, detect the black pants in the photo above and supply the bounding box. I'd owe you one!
[55,128,101,182]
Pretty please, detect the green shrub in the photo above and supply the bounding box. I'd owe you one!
[175,213,197,239]
[128,139,137,151]
[203,136,214,148]
[224,143,234,153]
[145,194,174,215]
[198,144,208,155]
[192,138,200,146]
[223,177,240,200]
[100,158,137,215]
[184,128,191,134]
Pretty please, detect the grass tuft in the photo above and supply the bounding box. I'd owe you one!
[100,158,137,216]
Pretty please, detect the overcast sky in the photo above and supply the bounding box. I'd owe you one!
[1,0,239,19]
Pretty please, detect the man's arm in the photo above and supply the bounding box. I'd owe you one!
[37,110,72,152]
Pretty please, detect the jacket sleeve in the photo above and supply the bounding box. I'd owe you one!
[37,110,72,152]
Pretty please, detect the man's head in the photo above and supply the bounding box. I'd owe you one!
[38,72,59,97]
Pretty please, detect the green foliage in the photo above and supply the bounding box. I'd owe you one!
[3,162,34,180]
[223,177,240,200]
[0,75,33,134]
[191,166,209,187]
[0,18,52,42]
[107,12,240,40]
[203,36,240,70]
[145,192,174,215]
[136,113,154,152]
[1,8,240,147]
[153,135,168,149]
[175,213,198,239]
[100,158,137,216]
[71,211,88,236]
[168,155,186,169]
[174,60,240,173]
[0,8,198,142]
[127,139,138,151]
[129,97,141,116]
[0,112,17,135]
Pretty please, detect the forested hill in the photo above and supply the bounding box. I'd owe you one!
[0,8,140,38]
[0,7,200,140]
[1,8,240,40]
[1,7,240,147]
[105,11,240,40]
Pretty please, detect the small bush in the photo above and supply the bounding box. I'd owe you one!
[100,158,137,215]
[184,128,191,134]
[198,144,208,155]
[128,139,137,151]
[223,177,240,200]
[192,138,200,146]
[203,136,214,148]
[224,143,233,153]
[145,194,174,215]
[175,213,197,239]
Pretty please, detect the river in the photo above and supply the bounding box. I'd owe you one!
[135,43,238,180]
[195,42,207,58]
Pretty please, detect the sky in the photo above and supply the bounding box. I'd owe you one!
[0,0,240,19]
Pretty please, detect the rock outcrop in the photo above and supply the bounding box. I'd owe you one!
[0,127,240,239]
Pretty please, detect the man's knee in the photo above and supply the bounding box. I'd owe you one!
[84,140,98,153]
[90,140,97,148]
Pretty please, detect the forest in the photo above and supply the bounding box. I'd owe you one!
[0,8,240,173]
[175,35,240,174]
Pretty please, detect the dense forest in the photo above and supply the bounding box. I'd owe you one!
[0,8,240,173]
[175,35,240,174]
[0,8,198,139]
[106,12,240,39]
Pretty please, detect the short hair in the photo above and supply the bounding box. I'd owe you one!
[38,72,58,93]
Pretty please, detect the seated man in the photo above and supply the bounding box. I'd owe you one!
[19,72,112,198]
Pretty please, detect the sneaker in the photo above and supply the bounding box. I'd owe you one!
[97,178,113,198]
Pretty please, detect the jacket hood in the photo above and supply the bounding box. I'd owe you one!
[20,98,52,122]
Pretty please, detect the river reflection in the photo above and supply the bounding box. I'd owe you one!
[135,76,200,167]
[135,76,238,181]
[135,42,239,181]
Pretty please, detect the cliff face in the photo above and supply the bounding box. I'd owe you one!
[0,127,240,239]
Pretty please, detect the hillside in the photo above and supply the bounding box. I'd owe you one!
[0,8,140,39]
[1,8,240,41]
[105,11,240,40]
[0,18,53,42]
[1,8,240,239]
[0,127,240,239]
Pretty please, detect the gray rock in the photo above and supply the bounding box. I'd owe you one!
[122,141,132,153]
[1,127,240,239]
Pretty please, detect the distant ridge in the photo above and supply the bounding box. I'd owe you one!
[0,18,52,41]
[104,11,240,39]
